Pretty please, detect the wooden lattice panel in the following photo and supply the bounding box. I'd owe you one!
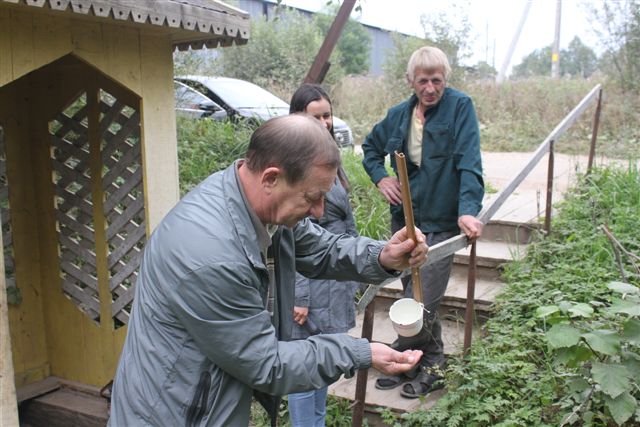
[48,89,145,327]
[99,90,144,327]
[0,126,18,303]
[49,93,101,322]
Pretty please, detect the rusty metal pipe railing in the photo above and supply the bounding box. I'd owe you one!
[351,299,375,427]
[544,140,555,235]
[587,87,603,174]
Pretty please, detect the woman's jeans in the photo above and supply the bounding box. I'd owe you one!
[288,386,329,427]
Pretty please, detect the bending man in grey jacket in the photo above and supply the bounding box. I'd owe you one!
[108,114,427,427]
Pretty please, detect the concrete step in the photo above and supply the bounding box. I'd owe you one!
[376,268,505,314]
[454,237,528,269]
[483,219,539,245]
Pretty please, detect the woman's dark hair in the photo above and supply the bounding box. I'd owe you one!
[289,83,351,192]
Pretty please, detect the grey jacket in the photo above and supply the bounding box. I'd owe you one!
[108,161,396,426]
[292,178,362,338]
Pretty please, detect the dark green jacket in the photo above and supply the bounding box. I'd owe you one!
[362,88,484,233]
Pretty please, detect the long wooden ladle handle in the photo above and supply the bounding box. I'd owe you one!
[394,151,423,304]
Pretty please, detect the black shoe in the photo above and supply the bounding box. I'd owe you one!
[399,371,444,399]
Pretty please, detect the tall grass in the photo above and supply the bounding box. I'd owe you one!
[176,116,254,195]
[329,75,639,160]
[341,150,391,240]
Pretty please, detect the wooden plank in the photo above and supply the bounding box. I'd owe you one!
[31,12,73,71]
[0,203,19,427]
[0,9,12,86]
[102,24,142,95]
[3,80,50,385]
[71,20,104,73]
[8,10,35,82]
[19,387,108,427]
[16,376,61,403]
[139,32,179,231]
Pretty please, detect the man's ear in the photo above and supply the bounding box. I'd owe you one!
[261,167,282,190]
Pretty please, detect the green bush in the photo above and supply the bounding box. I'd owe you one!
[177,117,255,195]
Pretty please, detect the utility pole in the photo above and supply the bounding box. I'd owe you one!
[551,0,562,78]
[496,0,531,83]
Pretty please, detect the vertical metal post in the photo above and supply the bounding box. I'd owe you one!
[463,242,477,354]
[587,88,603,174]
[544,141,555,235]
[304,0,356,84]
[352,297,375,427]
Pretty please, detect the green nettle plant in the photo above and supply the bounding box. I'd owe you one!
[389,165,639,427]
[537,281,640,426]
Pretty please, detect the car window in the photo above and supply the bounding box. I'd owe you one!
[174,82,221,111]
[201,79,289,110]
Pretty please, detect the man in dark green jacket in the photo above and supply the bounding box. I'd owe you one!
[362,46,484,399]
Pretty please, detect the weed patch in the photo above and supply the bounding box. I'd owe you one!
[391,164,640,426]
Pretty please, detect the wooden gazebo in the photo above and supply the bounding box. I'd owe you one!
[0,1,249,424]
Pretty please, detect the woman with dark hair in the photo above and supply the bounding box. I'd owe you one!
[287,84,361,427]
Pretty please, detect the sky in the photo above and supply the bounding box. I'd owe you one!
[279,0,599,76]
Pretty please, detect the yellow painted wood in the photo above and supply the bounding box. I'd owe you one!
[139,33,180,232]
[0,7,181,388]
[31,12,73,72]
[102,25,143,96]
[0,207,19,427]
[70,20,104,73]
[8,11,35,83]
[0,9,12,86]
[0,80,50,388]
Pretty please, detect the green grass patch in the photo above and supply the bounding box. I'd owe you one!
[177,116,255,195]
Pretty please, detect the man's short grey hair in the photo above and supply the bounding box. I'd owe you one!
[244,114,340,185]
[406,46,452,82]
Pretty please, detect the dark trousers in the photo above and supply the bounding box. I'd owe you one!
[391,217,456,370]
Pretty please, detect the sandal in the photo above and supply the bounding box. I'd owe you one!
[400,372,444,399]
[375,373,407,390]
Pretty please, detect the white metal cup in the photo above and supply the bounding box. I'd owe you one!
[389,298,424,337]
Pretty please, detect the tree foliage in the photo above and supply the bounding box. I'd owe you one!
[315,6,371,76]
[207,7,370,94]
[587,0,640,92]
[512,36,598,79]
[212,10,324,93]
[381,0,472,89]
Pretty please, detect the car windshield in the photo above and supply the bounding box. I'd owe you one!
[204,79,289,110]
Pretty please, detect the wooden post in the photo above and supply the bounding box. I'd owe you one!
[394,152,423,303]
[1,212,19,426]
